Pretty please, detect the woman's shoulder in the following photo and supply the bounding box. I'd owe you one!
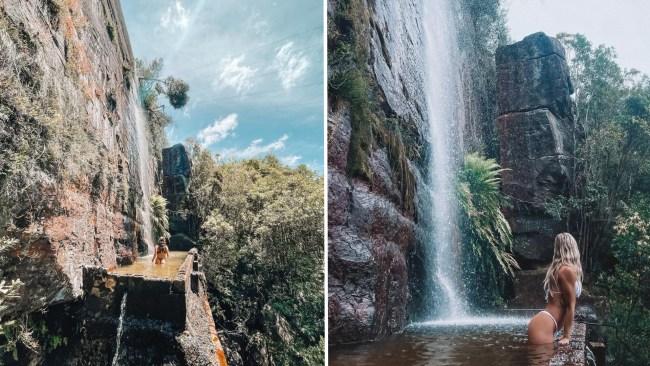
[557,265,578,282]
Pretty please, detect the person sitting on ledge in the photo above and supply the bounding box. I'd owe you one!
[152,237,170,264]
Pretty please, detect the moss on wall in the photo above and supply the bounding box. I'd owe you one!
[328,0,416,215]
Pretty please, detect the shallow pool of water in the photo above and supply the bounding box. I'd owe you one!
[330,317,561,366]
[110,251,187,279]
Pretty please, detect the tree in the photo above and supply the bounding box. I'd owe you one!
[547,34,650,270]
[163,77,189,109]
[598,200,650,366]
[135,58,189,164]
[136,58,190,110]
[186,140,222,222]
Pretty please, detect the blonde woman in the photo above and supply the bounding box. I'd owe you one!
[152,237,170,265]
[528,232,583,345]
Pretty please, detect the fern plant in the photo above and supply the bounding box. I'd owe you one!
[457,153,519,307]
[150,194,170,241]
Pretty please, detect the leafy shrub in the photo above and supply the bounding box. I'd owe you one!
[150,194,169,241]
[457,153,518,308]
[164,77,189,109]
[186,140,222,221]
[597,200,650,366]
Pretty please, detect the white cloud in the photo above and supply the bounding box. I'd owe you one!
[214,55,258,94]
[197,113,238,146]
[280,155,302,167]
[221,135,288,160]
[274,42,309,90]
[246,11,269,35]
[160,1,190,30]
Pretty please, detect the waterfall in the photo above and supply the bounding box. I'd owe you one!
[111,292,128,366]
[128,82,154,254]
[423,0,467,319]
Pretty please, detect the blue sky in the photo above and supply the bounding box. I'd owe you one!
[121,0,324,173]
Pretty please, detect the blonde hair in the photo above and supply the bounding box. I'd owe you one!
[543,232,583,297]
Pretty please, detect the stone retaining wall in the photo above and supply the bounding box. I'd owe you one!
[71,249,227,365]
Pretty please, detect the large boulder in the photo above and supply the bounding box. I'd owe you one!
[162,144,198,249]
[496,32,576,267]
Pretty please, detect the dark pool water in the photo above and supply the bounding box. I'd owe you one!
[330,316,560,366]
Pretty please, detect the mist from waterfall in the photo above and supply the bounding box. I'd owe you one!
[128,81,154,255]
[423,0,467,319]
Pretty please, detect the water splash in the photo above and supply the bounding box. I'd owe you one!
[111,292,128,366]
[411,316,530,328]
[423,0,466,318]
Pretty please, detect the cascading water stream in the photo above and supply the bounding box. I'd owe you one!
[111,292,128,366]
[423,0,467,319]
[421,0,530,327]
[128,79,154,254]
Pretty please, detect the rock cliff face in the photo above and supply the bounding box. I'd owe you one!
[496,32,575,267]
[328,0,427,344]
[0,0,151,316]
[162,144,198,250]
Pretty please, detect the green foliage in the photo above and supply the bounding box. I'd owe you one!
[597,200,650,365]
[150,194,169,241]
[328,1,416,214]
[457,153,518,307]
[0,312,69,363]
[186,140,223,221]
[0,315,38,362]
[105,23,115,42]
[546,34,650,270]
[0,9,102,229]
[164,77,189,109]
[328,1,374,180]
[543,34,650,365]
[200,155,323,365]
[135,58,175,165]
[557,33,626,132]
[136,58,163,107]
[136,58,189,110]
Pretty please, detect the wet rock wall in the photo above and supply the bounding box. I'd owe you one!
[327,0,428,344]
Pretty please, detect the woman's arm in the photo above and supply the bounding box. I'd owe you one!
[557,266,577,345]
[152,245,158,262]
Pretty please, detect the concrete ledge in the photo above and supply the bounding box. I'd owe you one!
[550,322,586,365]
[82,265,187,328]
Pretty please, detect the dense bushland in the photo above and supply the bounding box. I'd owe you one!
[598,200,650,365]
[538,33,650,365]
[187,147,324,366]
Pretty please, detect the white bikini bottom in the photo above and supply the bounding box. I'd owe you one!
[539,310,558,332]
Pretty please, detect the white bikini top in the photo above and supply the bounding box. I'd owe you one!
[546,280,582,302]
